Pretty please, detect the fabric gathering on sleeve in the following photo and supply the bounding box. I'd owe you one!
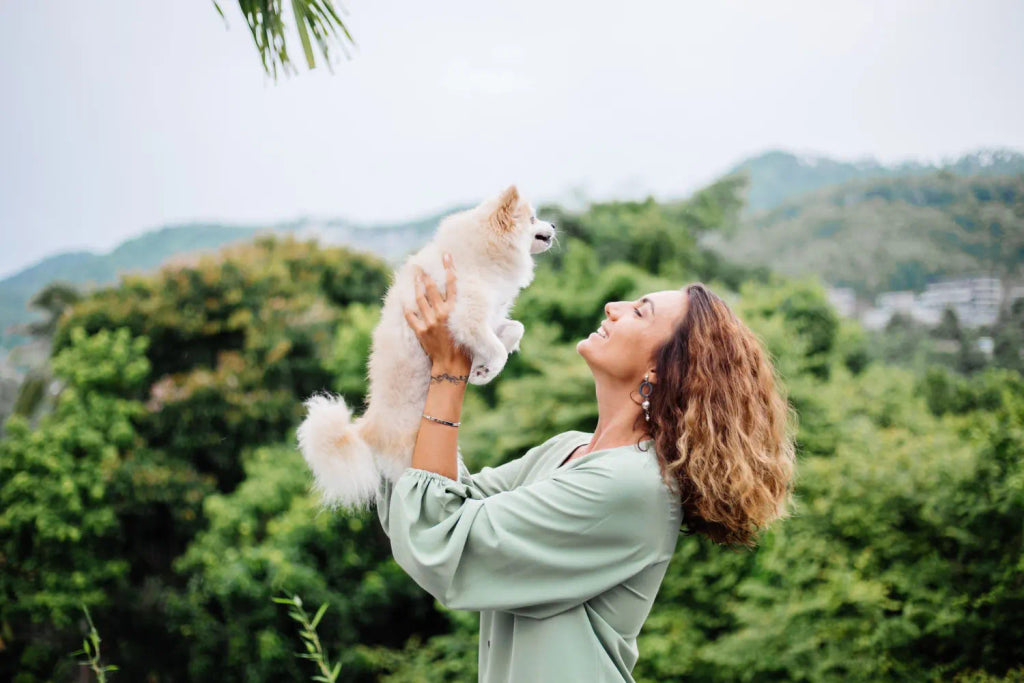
[384,457,670,621]
[456,448,531,497]
[456,432,572,497]
[377,436,561,540]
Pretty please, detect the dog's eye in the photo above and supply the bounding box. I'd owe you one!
[530,216,536,224]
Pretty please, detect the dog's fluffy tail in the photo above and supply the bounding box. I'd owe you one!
[296,391,379,512]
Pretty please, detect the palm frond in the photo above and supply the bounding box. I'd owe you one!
[211,0,355,79]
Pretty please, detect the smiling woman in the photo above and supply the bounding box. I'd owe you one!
[375,272,796,681]
[578,283,799,548]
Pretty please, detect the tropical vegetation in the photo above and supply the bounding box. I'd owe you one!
[2,174,1022,681]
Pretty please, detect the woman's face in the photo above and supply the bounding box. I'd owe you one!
[576,289,689,382]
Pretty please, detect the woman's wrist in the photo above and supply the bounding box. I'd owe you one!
[425,362,468,416]
[414,362,467,479]
[430,360,471,380]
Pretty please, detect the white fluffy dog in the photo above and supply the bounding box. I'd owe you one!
[296,185,556,511]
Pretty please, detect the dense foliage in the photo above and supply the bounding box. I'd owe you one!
[2,179,1022,681]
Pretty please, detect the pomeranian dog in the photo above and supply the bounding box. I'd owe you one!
[296,185,556,511]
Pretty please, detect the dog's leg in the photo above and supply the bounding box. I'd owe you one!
[467,331,508,384]
[447,283,510,385]
[496,319,525,354]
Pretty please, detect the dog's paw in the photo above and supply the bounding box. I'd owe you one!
[469,363,495,385]
[469,356,506,385]
[496,320,525,354]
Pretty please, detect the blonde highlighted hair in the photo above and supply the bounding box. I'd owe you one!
[638,283,798,548]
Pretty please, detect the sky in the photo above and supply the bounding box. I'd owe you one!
[1,0,1023,280]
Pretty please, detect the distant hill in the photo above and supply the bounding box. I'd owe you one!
[5,146,1024,354]
[730,147,1024,211]
[704,171,1024,297]
[0,209,467,354]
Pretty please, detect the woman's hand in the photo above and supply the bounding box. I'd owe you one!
[403,253,473,373]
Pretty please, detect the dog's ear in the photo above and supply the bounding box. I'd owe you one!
[489,185,520,232]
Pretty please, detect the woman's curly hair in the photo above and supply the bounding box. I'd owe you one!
[635,282,798,548]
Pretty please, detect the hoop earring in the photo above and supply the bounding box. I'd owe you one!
[639,373,654,422]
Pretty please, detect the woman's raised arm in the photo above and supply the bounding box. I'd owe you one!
[402,253,473,481]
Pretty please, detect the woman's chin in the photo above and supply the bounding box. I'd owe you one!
[576,333,600,356]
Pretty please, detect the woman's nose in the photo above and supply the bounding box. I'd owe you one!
[604,301,619,319]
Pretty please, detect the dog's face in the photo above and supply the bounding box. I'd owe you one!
[484,185,556,256]
[527,204,556,255]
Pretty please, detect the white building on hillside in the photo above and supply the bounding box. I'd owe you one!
[918,276,1002,327]
[856,276,1007,331]
[861,290,940,330]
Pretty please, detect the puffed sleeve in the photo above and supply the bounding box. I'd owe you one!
[455,446,531,496]
[377,449,522,540]
[385,458,670,620]
[377,434,571,538]
[456,432,574,496]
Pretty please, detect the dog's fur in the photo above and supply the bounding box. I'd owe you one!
[296,185,556,511]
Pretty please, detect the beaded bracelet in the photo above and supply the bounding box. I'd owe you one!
[422,413,461,428]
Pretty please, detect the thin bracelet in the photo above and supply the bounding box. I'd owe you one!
[422,413,461,428]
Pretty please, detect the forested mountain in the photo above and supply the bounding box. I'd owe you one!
[0,210,464,353]
[3,172,1023,681]
[6,147,1022,354]
[705,171,1024,297]
[731,147,1024,211]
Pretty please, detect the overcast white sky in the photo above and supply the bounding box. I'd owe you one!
[1,0,1022,280]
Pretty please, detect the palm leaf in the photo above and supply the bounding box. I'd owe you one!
[211,0,355,78]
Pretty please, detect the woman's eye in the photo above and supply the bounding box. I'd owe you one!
[634,307,642,317]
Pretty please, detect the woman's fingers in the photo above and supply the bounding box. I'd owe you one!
[421,269,445,313]
[411,257,455,328]
[414,271,436,325]
[443,254,457,311]
[403,307,424,333]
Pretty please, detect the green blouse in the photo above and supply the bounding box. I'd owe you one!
[376,430,683,682]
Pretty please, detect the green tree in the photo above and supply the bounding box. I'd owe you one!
[53,235,389,492]
[0,327,213,681]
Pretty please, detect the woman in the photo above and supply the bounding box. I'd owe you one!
[377,253,797,682]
